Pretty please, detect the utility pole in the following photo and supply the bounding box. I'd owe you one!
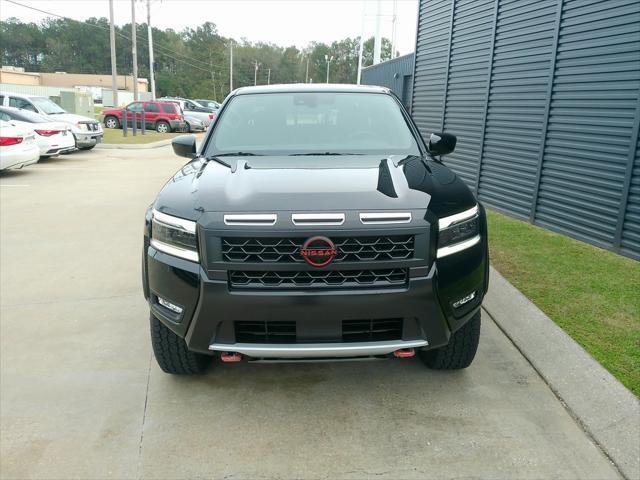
[108,0,118,106]
[391,0,398,59]
[131,0,139,101]
[254,61,260,86]
[229,41,233,91]
[324,55,334,83]
[212,71,217,100]
[356,0,365,84]
[305,56,309,83]
[146,0,156,99]
[267,68,271,85]
[373,0,382,65]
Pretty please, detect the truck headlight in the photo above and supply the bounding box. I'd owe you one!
[76,122,88,131]
[437,205,481,258]
[150,209,199,262]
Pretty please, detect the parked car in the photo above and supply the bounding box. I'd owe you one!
[0,120,40,171]
[143,84,489,375]
[0,106,75,157]
[157,97,215,127]
[0,92,103,150]
[102,101,186,133]
[194,99,220,110]
[184,114,206,133]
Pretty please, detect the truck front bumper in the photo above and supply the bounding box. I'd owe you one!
[144,240,487,357]
[74,132,103,147]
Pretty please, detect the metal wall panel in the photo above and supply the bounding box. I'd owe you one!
[535,0,640,251]
[411,0,454,135]
[411,0,640,259]
[442,0,495,186]
[361,53,415,108]
[477,0,558,218]
[621,124,640,257]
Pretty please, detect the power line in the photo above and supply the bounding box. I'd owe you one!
[3,0,228,72]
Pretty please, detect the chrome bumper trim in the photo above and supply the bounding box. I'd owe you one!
[209,339,428,358]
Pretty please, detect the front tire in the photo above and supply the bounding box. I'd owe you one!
[104,116,120,129]
[156,121,170,133]
[150,313,211,374]
[420,310,481,370]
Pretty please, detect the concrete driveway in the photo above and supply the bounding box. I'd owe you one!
[0,147,621,479]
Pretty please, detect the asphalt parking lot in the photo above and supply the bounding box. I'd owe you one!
[0,147,622,479]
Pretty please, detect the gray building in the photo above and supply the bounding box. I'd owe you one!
[361,53,415,111]
[408,0,639,259]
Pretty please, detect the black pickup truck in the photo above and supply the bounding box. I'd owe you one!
[142,84,489,375]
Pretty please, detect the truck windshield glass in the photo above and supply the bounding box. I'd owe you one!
[31,97,66,114]
[208,92,420,156]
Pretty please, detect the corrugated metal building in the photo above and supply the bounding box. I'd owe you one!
[410,0,640,259]
[361,53,415,111]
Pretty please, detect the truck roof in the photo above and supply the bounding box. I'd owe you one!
[233,84,391,95]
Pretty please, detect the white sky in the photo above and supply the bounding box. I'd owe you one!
[1,0,419,55]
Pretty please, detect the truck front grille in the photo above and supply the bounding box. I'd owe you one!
[229,268,408,290]
[233,319,402,343]
[222,235,414,264]
[235,321,296,343]
[342,319,403,342]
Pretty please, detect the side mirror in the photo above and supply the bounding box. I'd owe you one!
[428,132,457,156]
[172,134,197,158]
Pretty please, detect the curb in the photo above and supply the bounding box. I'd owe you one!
[95,138,174,150]
[484,266,639,479]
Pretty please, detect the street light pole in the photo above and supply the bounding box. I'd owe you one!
[108,0,118,106]
[254,61,260,86]
[131,0,139,101]
[267,68,271,85]
[147,0,156,99]
[305,56,309,83]
[373,0,382,65]
[325,54,334,83]
[229,41,234,92]
[356,0,365,85]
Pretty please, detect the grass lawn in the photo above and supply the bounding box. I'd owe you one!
[487,210,640,396]
[102,128,181,145]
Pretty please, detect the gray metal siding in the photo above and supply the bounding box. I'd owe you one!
[411,0,640,259]
[442,0,495,186]
[411,0,454,134]
[478,0,558,218]
[535,0,640,249]
[361,54,414,94]
[621,123,640,256]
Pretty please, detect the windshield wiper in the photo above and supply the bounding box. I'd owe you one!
[214,151,263,157]
[288,152,365,156]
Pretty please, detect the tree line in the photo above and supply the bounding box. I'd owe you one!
[0,17,395,101]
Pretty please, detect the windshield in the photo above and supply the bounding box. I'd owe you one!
[30,97,66,114]
[9,108,50,123]
[207,92,420,156]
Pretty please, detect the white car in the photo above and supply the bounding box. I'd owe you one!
[0,92,103,150]
[0,120,40,171]
[0,107,75,157]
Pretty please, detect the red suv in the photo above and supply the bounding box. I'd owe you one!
[102,101,186,133]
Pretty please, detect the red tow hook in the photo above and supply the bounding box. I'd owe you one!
[220,352,243,363]
[393,348,415,358]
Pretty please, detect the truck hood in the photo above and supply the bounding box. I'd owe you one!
[154,155,476,220]
[43,112,97,125]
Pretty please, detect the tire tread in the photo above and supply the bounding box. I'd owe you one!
[420,310,481,370]
[150,314,210,374]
